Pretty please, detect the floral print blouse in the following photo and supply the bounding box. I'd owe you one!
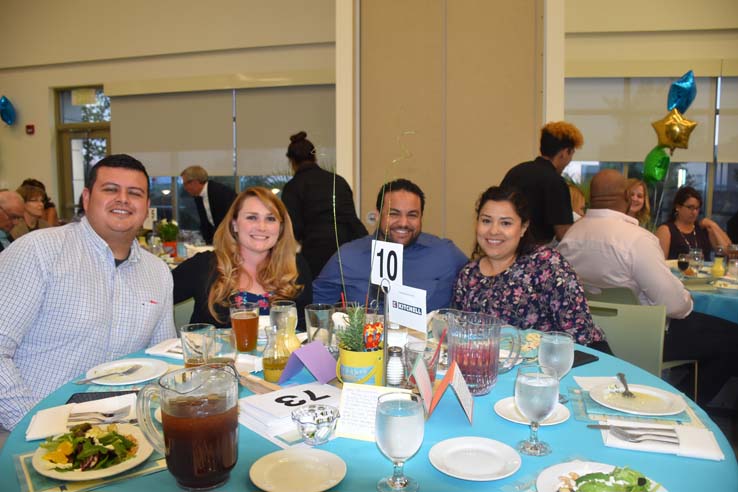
[452,247,603,345]
[231,291,271,315]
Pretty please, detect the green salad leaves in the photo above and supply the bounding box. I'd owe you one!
[39,423,138,472]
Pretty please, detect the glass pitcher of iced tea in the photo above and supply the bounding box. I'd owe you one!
[137,364,239,490]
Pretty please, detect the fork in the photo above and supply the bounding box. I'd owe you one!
[617,372,635,398]
[67,405,132,423]
[75,364,142,385]
[610,427,679,445]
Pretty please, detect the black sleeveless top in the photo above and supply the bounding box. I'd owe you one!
[665,221,712,260]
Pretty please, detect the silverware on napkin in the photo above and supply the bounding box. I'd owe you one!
[587,424,678,436]
[609,427,680,445]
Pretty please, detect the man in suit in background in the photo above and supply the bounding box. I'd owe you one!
[0,190,25,252]
[181,165,237,244]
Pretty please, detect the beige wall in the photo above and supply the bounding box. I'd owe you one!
[360,0,543,251]
[0,0,335,198]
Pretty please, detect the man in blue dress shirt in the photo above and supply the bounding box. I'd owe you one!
[313,179,468,312]
[0,155,175,432]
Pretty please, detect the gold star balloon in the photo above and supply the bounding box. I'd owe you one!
[651,108,697,151]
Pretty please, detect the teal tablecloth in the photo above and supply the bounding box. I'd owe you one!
[1,347,736,491]
[689,288,738,324]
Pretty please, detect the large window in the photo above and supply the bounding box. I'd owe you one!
[56,87,110,218]
[564,76,737,233]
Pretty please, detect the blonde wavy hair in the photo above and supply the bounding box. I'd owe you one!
[626,178,651,227]
[207,187,302,322]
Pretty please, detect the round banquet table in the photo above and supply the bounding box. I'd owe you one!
[687,285,738,325]
[1,346,736,491]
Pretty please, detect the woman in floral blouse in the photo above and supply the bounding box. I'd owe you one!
[453,186,610,351]
[173,186,312,329]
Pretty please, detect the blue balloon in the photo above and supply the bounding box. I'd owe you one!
[0,96,16,125]
[667,70,697,114]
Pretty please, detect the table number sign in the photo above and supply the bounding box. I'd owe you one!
[240,383,341,429]
[370,239,403,287]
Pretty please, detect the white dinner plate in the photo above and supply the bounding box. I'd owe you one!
[493,396,570,426]
[536,460,667,492]
[84,358,169,386]
[249,448,346,492]
[428,436,521,481]
[32,424,153,481]
[589,383,687,416]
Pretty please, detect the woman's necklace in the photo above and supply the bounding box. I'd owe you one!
[676,224,697,249]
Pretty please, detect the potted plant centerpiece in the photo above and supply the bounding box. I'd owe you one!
[156,218,179,257]
[335,305,385,385]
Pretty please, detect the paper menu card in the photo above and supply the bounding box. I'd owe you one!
[335,383,412,442]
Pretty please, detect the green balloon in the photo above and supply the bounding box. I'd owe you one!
[643,145,670,183]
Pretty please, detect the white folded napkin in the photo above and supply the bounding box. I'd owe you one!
[145,338,182,360]
[574,376,619,391]
[26,393,137,441]
[600,420,725,461]
[145,338,263,373]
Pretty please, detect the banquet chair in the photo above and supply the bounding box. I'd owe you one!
[173,297,195,336]
[585,287,639,305]
[588,300,698,401]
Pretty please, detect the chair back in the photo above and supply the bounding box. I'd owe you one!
[173,297,195,336]
[588,300,666,377]
[585,287,639,305]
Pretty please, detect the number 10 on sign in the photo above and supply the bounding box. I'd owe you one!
[371,240,403,287]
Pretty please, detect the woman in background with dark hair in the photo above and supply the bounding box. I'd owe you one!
[10,185,50,240]
[453,186,607,350]
[655,186,730,260]
[280,131,367,277]
[21,178,58,226]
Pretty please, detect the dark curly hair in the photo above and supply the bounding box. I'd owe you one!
[286,131,316,167]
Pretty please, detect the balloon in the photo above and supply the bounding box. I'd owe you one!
[651,108,697,151]
[667,70,697,114]
[0,96,16,126]
[643,145,671,183]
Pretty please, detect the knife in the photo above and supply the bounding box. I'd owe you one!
[587,424,677,436]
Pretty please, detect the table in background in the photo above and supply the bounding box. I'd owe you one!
[1,347,736,491]
[687,284,738,325]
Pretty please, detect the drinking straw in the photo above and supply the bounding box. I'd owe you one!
[428,327,447,369]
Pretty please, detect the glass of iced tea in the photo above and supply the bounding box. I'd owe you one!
[230,302,259,352]
[180,323,214,368]
[137,364,239,490]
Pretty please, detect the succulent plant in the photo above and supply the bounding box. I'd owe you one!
[337,306,367,352]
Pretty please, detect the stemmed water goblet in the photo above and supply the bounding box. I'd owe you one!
[537,331,574,403]
[514,362,559,456]
[375,392,425,492]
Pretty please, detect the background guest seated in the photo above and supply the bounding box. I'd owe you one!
[313,178,467,312]
[453,185,609,352]
[559,169,738,409]
[21,178,59,226]
[10,184,50,240]
[655,186,730,260]
[625,178,651,229]
[173,186,312,329]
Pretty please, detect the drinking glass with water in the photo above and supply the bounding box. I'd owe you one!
[537,331,574,403]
